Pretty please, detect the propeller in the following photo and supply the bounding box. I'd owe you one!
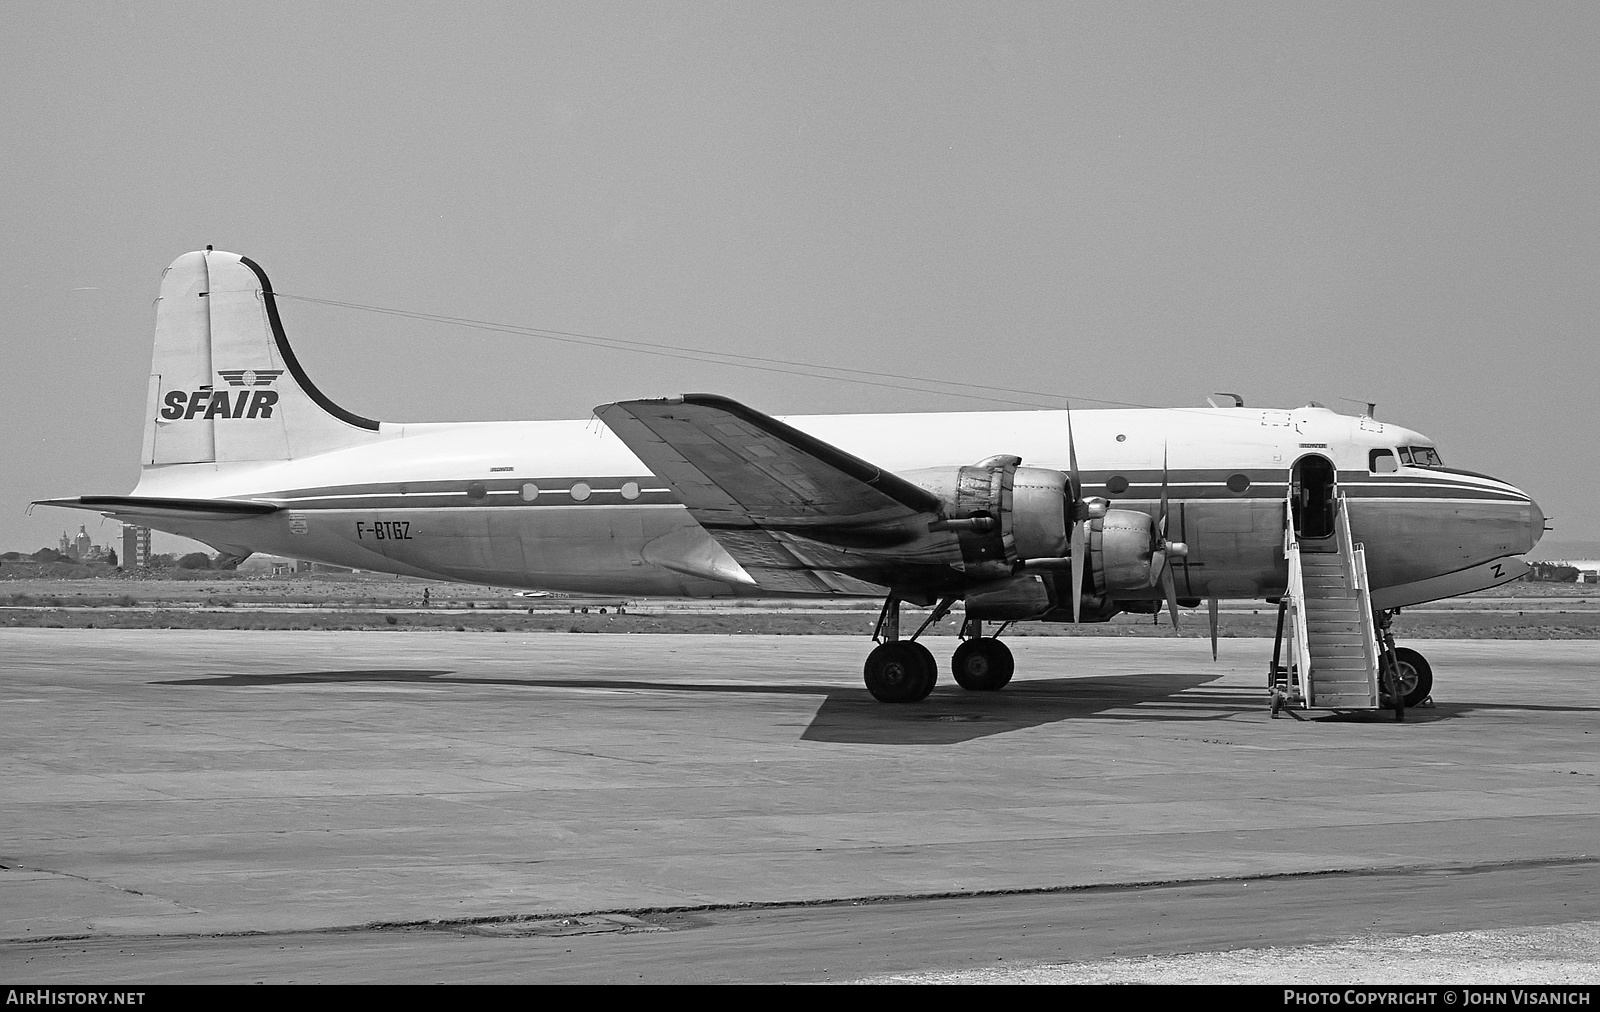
[1208,596,1220,660]
[1149,443,1188,629]
[1068,403,1085,623]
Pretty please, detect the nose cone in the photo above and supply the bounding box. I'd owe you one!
[1527,496,1547,552]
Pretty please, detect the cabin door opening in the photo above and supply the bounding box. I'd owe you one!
[1291,454,1337,543]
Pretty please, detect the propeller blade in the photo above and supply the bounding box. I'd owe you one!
[1066,400,1081,499]
[1159,442,1170,531]
[1208,596,1220,660]
[1070,520,1085,623]
[1150,442,1171,588]
[1161,562,1180,630]
[1066,400,1085,624]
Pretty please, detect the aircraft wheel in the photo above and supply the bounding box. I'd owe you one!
[864,641,937,703]
[1381,647,1434,709]
[951,637,1014,691]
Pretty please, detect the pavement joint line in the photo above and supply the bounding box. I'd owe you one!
[0,860,205,916]
[5,854,1595,946]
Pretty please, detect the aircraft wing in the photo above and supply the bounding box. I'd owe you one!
[595,395,962,594]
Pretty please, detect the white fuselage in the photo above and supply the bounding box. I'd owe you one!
[128,404,1543,604]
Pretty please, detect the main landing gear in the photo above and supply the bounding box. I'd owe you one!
[863,598,1015,702]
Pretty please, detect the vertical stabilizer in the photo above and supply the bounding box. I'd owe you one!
[143,249,382,467]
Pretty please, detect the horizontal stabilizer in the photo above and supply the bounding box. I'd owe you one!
[34,495,279,524]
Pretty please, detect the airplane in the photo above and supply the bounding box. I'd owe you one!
[37,249,1546,714]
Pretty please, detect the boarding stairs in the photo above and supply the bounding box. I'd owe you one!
[1272,492,1384,714]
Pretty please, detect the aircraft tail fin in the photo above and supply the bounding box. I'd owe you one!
[142,249,383,467]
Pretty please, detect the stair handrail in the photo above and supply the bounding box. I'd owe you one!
[1335,493,1382,706]
[1284,490,1313,706]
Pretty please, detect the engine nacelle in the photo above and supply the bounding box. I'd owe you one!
[904,456,1070,577]
[1090,508,1157,593]
[964,573,1057,620]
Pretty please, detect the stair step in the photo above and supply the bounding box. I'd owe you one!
[1313,696,1377,709]
[1315,676,1376,686]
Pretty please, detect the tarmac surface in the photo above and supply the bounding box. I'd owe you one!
[1,630,1596,983]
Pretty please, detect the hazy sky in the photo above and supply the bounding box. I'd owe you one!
[4,2,1597,556]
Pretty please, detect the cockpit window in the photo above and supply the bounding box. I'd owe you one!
[1398,446,1444,468]
[1369,449,1398,473]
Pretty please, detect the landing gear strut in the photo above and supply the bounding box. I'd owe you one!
[951,617,1013,691]
[862,599,1020,702]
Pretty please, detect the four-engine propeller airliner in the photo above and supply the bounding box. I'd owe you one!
[38,250,1546,713]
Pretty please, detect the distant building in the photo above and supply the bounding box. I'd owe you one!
[1536,559,1600,583]
[57,525,112,563]
[121,524,151,569]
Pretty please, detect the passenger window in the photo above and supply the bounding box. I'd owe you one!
[1369,449,1397,473]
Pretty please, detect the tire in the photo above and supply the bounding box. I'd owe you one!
[906,641,937,701]
[1381,646,1433,709]
[951,638,1014,691]
[864,642,936,703]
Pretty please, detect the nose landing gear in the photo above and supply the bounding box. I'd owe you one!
[1375,609,1434,719]
[1381,646,1434,710]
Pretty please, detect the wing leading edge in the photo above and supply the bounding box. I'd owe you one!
[595,395,962,595]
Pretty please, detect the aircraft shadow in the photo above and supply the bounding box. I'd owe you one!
[156,668,1244,744]
[156,669,845,695]
[802,672,1236,744]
